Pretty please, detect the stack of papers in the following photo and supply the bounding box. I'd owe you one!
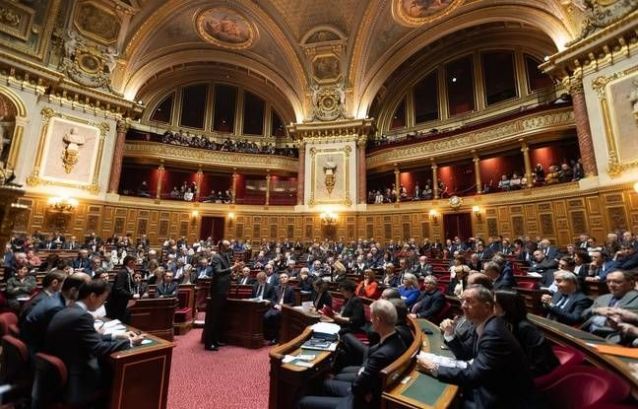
[418,352,468,369]
[95,319,127,337]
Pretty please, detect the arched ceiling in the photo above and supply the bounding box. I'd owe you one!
[114,0,584,123]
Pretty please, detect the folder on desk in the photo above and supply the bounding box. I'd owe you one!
[590,344,638,359]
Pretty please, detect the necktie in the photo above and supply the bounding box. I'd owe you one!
[556,294,569,309]
[608,297,619,308]
[257,284,264,298]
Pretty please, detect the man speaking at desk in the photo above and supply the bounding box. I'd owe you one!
[203,239,243,351]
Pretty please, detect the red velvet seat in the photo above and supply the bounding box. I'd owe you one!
[534,344,585,390]
[542,365,631,409]
[1,335,30,386]
[31,352,70,409]
[0,312,18,337]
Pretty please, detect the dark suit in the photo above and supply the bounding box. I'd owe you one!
[106,268,134,323]
[155,282,178,298]
[299,331,406,409]
[72,257,91,271]
[513,320,559,377]
[44,303,129,406]
[438,316,538,409]
[238,275,256,286]
[412,263,433,277]
[19,290,52,326]
[21,293,65,355]
[340,296,365,334]
[264,285,296,340]
[202,251,233,347]
[412,290,445,320]
[312,290,332,310]
[251,281,275,301]
[544,291,592,325]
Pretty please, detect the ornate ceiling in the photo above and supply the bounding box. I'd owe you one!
[0,0,592,122]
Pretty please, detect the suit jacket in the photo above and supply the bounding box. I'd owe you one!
[210,252,233,296]
[21,293,66,355]
[513,320,559,377]
[106,268,133,322]
[412,263,433,277]
[544,291,592,325]
[273,285,295,306]
[439,316,538,409]
[238,276,256,286]
[155,282,178,298]
[251,281,275,302]
[312,290,332,310]
[19,289,51,325]
[45,304,129,406]
[351,331,406,409]
[582,290,638,335]
[265,273,280,287]
[72,257,91,270]
[412,290,445,319]
[341,296,366,333]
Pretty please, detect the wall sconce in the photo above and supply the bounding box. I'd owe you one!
[48,196,78,212]
[227,212,235,226]
[472,205,482,221]
[320,211,337,226]
[429,209,439,224]
[634,182,638,194]
[191,210,200,218]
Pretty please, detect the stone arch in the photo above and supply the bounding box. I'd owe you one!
[0,85,28,170]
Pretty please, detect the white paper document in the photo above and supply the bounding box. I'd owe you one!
[418,352,468,369]
[311,322,340,335]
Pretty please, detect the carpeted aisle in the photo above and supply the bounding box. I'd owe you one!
[167,328,271,409]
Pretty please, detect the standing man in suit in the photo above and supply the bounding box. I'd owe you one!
[582,270,638,339]
[298,299,407,409]
[263,272,296,344]
[417,286,538,409]
[541,271,592,325]
[106,255,136,323]
[203,240,243,351]
[43,279,143,408]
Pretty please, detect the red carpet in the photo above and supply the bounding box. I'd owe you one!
[167,329,271,409]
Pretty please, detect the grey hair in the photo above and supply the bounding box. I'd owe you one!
[423,275,438,285]
[403,273,417,285]
[554,270,578,283]
[370,299,398,326]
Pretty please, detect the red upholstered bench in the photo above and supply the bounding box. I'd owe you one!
[174,285,195,335]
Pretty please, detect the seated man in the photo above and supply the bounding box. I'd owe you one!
[44,280,143,407]
[252,271,275,301]
[20,271,65,324]
[541,271,592,325]
[6,265,36,311]
[72,249,92,272]
[132,272,148,299]
[582,270,638,339]
[408,275,445,320]
[155,271,178,298]
[21,273,90,355]
[298,299,407,409]
[263,273,295,343]
[238,266,255,286]
[417,286,538,409]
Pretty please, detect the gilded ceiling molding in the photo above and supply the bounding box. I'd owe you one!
[391,0,464,27]
[124,142,298,173]
[352,2,574,118]
[366,107,575,170]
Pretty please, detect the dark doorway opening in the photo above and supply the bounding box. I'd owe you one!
[200,216,225,242]
[443,213,472,241]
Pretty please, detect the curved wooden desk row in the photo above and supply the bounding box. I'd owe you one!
[268,316,459,409]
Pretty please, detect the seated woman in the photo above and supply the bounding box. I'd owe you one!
[540,271,592,325]
[319,280,365,336]
[311,278,332,311]
[6,266,36,311]
[494,290,559,377]
[398,273,420,309]
[355,269,379,299]
[448,255,470,297]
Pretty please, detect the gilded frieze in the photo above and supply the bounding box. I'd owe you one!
[123,142,298,173]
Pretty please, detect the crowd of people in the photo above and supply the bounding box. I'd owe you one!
[4,227,638,408]
[160,130,298,157]
[368,158,583,203]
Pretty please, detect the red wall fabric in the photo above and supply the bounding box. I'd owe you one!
[529,139,579,171]
[479,153,525,191]
[438,162,475,196]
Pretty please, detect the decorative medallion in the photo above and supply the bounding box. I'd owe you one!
[392,0,464,27]
[196,7,257,50]
[448,195,463,209]
[311,84,346,121]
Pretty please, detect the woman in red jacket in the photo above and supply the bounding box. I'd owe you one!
[355,269,380,299]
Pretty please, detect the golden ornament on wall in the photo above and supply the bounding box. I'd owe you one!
[61,127,85,174]
[195,7,257,50]
[323,157,337,194]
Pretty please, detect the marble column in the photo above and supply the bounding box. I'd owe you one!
[473,154,482,194]
[155,164,164,200]
[195,168,203,201]
[358,139,367,204]
[568,76,598,177]
[432,162,439,199]
[108,120,128,193]
[265,170,271,206]
[297,142,305,205]
[521,142,533,188]
[231,169,238,204]
[394,165,400,203]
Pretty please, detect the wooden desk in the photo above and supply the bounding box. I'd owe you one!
[129,297,177,341]
[223,298,269,348]
[109,329,174,409]
[382,319,459,409]
[269,327,334,409]
[529,314,638,390]
[279,305,321,344]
